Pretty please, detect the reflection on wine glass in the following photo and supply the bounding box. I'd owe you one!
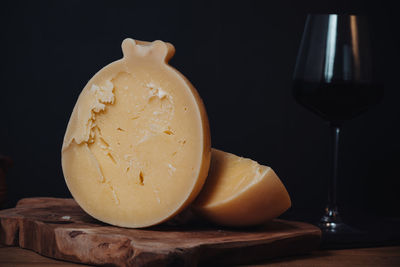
[293,14,383,234]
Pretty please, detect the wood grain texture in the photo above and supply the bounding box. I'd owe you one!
[0,198,321,267]
[2,245,400,267]
[0,244,90,266]
[247,246,400,267]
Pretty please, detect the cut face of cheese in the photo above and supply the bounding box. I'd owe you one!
[61,39,211,228]
[192,149,291,227]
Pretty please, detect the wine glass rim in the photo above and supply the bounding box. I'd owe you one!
[307,13,366,17]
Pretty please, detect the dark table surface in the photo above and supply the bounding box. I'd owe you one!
[1,244,399,266]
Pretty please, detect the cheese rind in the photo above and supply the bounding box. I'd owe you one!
[192,149,291,227]
[62,39,211,228]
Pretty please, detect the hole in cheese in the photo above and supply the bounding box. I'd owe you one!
[106,152,117,165]
[163,129,174,135]
[139,171,144,185]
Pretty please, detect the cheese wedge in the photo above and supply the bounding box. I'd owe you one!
[61,39,211,228]
[192,149,291,227]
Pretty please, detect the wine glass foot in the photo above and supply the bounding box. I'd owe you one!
[318,220,355,234]
[317,206,358,234]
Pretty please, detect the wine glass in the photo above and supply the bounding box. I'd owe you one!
[293,14,383,234]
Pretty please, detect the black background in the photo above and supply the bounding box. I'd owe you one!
[1,0,399,223]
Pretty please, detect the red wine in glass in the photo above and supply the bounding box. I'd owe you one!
[293,80,383,125]
[293,14,383,233]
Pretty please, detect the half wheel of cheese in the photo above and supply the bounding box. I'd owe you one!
[61,39,211,228]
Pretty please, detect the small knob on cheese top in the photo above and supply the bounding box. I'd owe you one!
[121,38,175,63]
[192,149,291,227]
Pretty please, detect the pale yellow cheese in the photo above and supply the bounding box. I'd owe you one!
[192,149,291,227]
[62,39,211,228]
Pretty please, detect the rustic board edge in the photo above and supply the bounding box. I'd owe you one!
[0,197,321,266]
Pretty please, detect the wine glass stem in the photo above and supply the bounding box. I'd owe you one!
[319,124,343,230]
[329,125,340,210]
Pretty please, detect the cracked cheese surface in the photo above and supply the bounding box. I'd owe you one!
[62,39,211,228]
[193,149,291,227]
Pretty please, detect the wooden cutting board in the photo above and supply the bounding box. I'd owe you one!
[0,197,321,266]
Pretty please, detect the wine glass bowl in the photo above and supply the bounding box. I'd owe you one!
[293,14,383,125]
[293,14,383,233]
